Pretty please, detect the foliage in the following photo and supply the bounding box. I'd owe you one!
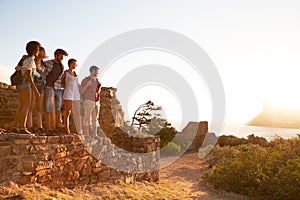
[204,135,300,199]
[160,141,182,156]
[218,134,268,147]
[149,117,171,135]
[130,100,162,130]
[156,125,177,148]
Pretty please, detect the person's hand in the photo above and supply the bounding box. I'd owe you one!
[34,89,40,98]
[15,65,22,71]
[86,80,92,87]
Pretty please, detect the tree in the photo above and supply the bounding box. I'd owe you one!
[130,100,178,147]
[155,122,177,148]
[130,100,162,131]
[148,117,171,135]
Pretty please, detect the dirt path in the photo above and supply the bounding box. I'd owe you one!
[159,151,250,200]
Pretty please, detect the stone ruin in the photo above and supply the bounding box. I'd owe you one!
[0,82,210,188]
[0,83,159,188]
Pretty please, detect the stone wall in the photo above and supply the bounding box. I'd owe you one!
[0,133,159,188]
[0,83,160,187]
[0,83,18,129]
[99,87,160,153]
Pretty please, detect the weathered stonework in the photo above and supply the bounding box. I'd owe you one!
[0,83,160,188]
[0,133,159,188]
[0,83,18,129]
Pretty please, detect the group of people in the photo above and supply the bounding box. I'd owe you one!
[11,41,101,137]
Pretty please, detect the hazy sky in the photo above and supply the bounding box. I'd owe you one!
[1,0,300,130]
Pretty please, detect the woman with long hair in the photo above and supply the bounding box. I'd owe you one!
[27,47,48,134]
[14,41,41,135]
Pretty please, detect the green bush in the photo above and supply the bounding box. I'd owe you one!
[156,126,177,148]
[217,134,268,147]
[204,136,300,199]
[160,141,182,156]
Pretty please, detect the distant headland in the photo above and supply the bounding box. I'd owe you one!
[247,103,300,129]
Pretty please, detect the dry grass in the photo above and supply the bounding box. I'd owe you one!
[0,180,188,200]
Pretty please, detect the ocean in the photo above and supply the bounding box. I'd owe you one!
[217,124,300,141]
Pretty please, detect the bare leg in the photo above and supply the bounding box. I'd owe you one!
[19,87,32,129]
[51,111,56,130]
[64,100,72,134]
[36,94,44,129]
[27,89,35,129]
[45,112,51,131]
[14,93,22,129]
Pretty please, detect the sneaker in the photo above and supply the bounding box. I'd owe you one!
[45,130,56,136]
[27,127,35,133]
[35,128,45,135]
[56,122,64,128]
[53,129,61,135]
[65,130,71,135]
[19,128,35,136]
[10,127,20,133]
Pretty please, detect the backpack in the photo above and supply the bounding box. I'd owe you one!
[10,70,24,86]
[10,56,27,86]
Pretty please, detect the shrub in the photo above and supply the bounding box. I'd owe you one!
[217,134,268,147]
[217,135,248,147]
[156,127,177,148]
[204,136,300,199]
[160,141,182,156]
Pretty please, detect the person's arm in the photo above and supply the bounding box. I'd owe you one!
[79,78,91,94]
[96,81,101,93]
[15,55,26,71]
[44,60,53,76]
[61,71,67,88]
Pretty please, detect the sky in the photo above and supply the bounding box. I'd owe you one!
[1,0,300,131]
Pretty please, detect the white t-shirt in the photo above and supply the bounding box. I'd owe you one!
[63,72,80,101]
[22,56,36,79]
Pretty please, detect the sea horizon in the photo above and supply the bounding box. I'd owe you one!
[217,123,300,141]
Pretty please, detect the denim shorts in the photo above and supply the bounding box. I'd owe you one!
[16,80,31,91]
[44,86,55,112]
[54,89,62,113]
[36,84,45,94]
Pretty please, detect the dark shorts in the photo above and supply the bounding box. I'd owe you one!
[36,84,45,94]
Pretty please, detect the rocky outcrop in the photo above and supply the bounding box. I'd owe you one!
[180,121,217,150]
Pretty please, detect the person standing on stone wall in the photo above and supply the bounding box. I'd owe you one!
[44,49,68,135]
[61,58,82,135]
[12,41,41,135]
[27,47,48,134]
[80,66,101,138]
